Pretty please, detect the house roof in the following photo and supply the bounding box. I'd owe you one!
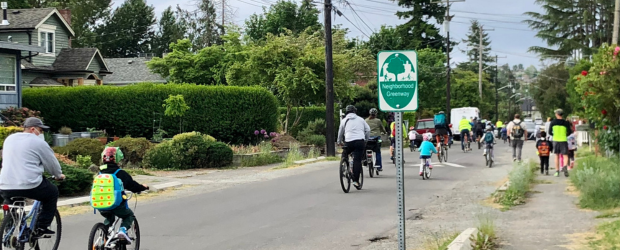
[103,58,166,85]
[0,41,44,52]
[21,59,54,71]
[0,8,75,36]
[53,48,110,72]
[29,77,64,87]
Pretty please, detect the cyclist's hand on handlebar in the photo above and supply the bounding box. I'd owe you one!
[53,174,66,181]
[143,184,149,189]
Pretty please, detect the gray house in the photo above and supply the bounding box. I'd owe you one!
[0,41,43,109]
[0,6,111,88]
[104,57,167,86]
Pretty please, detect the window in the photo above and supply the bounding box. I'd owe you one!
[0,54,17,92]
[416,121,434,129]
[39,31,55,54]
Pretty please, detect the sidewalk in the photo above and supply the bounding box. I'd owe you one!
[497,144,600,249]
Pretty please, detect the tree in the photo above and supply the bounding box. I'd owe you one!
[524,65,538,79]
[244,0,320,42]
[163,94,190,134]
[7,0,31,8]
[176,0,222,50]
[393,0,445,51]
[364,26,404,55]
[67,0,113,48]
[530,63,571,118]
[96,0,156,57]
[153,6,186,57]
[525,0,615,59]
[451,69,495,118]
[457,20,493,74]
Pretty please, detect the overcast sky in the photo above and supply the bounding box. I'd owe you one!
[116,0,547,68]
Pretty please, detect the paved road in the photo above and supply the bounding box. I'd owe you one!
[60,141,511,250]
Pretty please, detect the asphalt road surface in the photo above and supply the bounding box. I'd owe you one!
[60,141,510,250]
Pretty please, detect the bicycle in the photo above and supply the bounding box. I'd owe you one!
[87,189,147,250]
[421,155,432,180]
[364,137,381,178]
[0,177,62,250]
[339,147,363,193]
[409,140,417,152]
[477,134,482,150]
[485,143,495,168]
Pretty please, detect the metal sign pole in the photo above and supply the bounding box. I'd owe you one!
[395,111,406,249]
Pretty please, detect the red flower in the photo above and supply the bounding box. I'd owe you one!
[604,125,608,130]
[581,71,588,76]
[602,109,607,115]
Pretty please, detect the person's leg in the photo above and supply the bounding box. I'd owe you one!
[435,135,441,153]
[352,140,365,183]
[460,131,466,150]
[114,204,136,230]
[443,135,449,147]
[419,158,425,174]
[25,179,59,229]
[512,140,517,160]
[517,140,524,161]
[539,157,544,173]
[555,153,561,176]
[543,156,550,172]
[99,210,116,227]
[374,142,382,169]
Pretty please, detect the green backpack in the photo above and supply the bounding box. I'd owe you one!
[90,147,125,211]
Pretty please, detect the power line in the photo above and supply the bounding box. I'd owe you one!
[333,6,370,38]
[343,1,375,35]
[237,0,262,7]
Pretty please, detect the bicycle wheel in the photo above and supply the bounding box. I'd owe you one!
[356,168,364,190]
[87,223,108,250]
[122,218,140,250]
[339,159,351,193]
[443,147,448,162]
[438,147,443,163]
[478,140,481,149]
[32,210,61,250]
[0,212,24,250]
[368,160,374,178]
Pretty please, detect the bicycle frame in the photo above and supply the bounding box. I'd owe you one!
[2,200,42,246]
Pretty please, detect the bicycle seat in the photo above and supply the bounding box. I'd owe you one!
[9,197,26,202]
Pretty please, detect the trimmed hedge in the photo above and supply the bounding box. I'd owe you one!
[23,83,279,144]
[50,163,94,196]
[143,132,233,169]
[279,107,340,137]
[113,137,153,168]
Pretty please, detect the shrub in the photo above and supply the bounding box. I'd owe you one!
[54,138,105,164]
[143,132,232,169]
[0,126,23,150]
[240,142,282,167]
[298,118,326,140]
[278,107,340,137]
[113,137,153,167]
[50,163,94,196]
[496,161,537,207]
[23,84,279,144]
[571,155,620,209]
[0,107,42,127]
[75,155,92,169]
[303,135,326,148]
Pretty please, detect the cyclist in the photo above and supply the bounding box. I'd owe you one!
[365,108,386,171]
[408,126,419,150]
[338,105,370,188]
[459,116,472,151]
[95,147,149,244]
[474,118,485,143]
[418,133,437,176]
[433,111,451,160]
[480,125,496,161]
[495,120,504,137]
[389,119,406,163]
[0,117,65,236]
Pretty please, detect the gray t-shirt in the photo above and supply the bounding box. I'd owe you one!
[0,133,62,190]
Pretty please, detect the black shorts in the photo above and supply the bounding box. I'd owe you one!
[568,150,575,160]
[390,137,395,147]
[553,142,569,155]
[435,128,448,136]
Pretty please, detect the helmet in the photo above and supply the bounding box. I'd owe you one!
[369,108,378,116]
[486,125,492,131]
[409,126,414,130]
[423,133,432,141]
[102,146,124,163]
[438,111,445,114]
[345,105,357,114]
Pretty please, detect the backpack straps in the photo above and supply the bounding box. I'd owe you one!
[112,169,121,176]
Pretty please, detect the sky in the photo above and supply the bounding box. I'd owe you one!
[114,0,548,69]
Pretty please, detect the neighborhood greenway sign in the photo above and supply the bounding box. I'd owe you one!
[377,51,418,112]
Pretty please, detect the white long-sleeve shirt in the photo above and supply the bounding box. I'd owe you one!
[0,133,62,190]
[337,113,370,144]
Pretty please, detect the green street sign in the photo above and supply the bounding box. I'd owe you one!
[377,51,418,111]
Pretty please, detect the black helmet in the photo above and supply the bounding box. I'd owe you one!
[346,105,357,114]
[369,108,378,116]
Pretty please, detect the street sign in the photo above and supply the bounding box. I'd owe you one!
[377,51,419,111]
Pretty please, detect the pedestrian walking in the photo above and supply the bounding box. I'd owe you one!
[544,117,552,141]
[506,114,528,162]
[567,132,577,170]
[549,109,573,177]
[536,131,553,175]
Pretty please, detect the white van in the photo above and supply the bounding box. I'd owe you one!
[451,107,480,140]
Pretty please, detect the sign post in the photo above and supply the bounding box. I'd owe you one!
[377,51,418,250]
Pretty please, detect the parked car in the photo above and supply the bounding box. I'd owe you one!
[415,118,435,142]
[523,120,536,140]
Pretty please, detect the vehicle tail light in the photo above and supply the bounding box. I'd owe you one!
[2,204,9,211]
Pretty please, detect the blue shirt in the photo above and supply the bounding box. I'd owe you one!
[419,141,438,156]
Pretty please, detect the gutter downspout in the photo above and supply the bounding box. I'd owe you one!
[27,30,31,63]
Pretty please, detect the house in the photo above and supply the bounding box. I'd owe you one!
[104,57,167,86]
[0,5,111,88]
[0,40,43,109]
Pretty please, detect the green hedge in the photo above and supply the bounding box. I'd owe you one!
[23,83,279,144]
[51,163,94,196]
[54,138,105,164]
[143,132,233,169]
[279,107,340,137]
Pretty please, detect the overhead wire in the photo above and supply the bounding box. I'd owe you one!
[343,1,376,35]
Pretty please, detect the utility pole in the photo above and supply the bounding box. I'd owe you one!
[478,26,493,98]
[432,0,464,121]
[494,55,506,122]
[221,0,225,34]
[324,0,336,157]
[614,0,620,44]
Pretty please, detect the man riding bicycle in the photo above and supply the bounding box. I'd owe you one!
[0,118,65,236]
[338,105,370,188]
[365,108,386,171]
[459,116,472,151]
[433,111,451,160]
[474,118,485,142]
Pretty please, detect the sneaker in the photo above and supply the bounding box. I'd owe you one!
[117,227,133,244]
[554,171,560,177]
[419,172,423,176]
[545,170,549,175]
[513,158,517,162]
[563,167,569,177]
[483,152,487,156]
[353,181,360,188]
[541,170,544,175]
[376,166,383,171]
[429,165,433,169]
[35,227,55,236]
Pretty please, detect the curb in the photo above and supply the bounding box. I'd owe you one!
[24,181,183,212]
[293,156,326,165]
[447,227,478,250]
[498,180,511,191]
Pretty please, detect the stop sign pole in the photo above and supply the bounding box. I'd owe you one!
[377,51,418,250]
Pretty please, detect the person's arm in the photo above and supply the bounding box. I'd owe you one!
[337,119,346,144]
[116,171,147,193]
[379,120,387,134]
[364,121,371,140]
[431,143,438,154]
[566,121,573,135]
[549,141,554,152]
[37,141,63,178]
[548,121,555,136]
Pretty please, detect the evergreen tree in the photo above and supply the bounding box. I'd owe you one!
[153,6,186,57]
[96,0,156,57]
[393,0,446,51]
[457,20,493,74]
[245,0,320,42]
[176,0,221,50]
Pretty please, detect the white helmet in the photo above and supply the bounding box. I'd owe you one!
[423,133,433,141]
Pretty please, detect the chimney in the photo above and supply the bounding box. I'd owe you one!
[1,2,8,26]
[58,8,71,26]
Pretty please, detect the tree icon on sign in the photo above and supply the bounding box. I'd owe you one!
[387,55,405,82]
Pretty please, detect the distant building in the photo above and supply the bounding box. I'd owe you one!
[103,57,167,86]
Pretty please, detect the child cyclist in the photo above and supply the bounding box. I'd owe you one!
[480,126,496,161]
[418,133,438,176]
[91,147,149,244]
